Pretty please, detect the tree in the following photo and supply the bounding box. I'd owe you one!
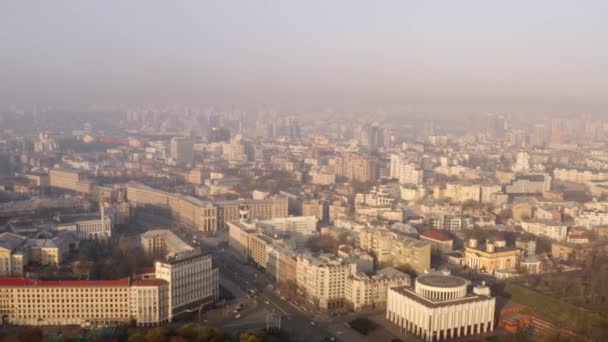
[144,327,170,342]
[239,331,264,342]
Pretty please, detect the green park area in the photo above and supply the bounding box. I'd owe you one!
[504,283,602,334]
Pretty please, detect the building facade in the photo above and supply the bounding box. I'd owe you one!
[387,274,495,341]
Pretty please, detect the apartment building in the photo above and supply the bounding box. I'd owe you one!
[575,210,608,229]
[389,154,423,186]
[0,233,27,277]
[309,167,336,185]
[141,230,194,258]
[267,244,298,284]
[520,219,568,241]
[296,253,356,310]
[302,199,325,222]
[357,229,431,273]
[443,183,481,203]
[333,152,376,183]
[553,168,608,184]
[345,267,410,310]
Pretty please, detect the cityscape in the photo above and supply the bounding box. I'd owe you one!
[1,2,608,342]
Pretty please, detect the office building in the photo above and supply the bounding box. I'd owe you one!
[126,182,217,232]
[387,274,495,341]
[169,137,193,166]
[154,249,219,320]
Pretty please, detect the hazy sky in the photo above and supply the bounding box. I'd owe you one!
[1,1,607,114]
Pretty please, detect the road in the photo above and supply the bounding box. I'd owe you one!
[173,228,404,342]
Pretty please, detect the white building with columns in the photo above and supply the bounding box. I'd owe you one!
[386,274,495,341]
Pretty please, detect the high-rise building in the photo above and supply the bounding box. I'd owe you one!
[333,152,376,183]
[389,154,423,186]
[169,137,193,166]
[154,249,219,320]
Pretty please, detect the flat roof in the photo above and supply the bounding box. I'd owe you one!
[417,275,466,288]
[391,286,492,308]
[0,277,130,287]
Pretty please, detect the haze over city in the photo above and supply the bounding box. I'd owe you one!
[2,1,608,115]
[1,2,608,342]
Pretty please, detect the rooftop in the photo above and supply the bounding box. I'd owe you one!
[0,277,130,287]
[421,230,452,242]
[416,274,466,289]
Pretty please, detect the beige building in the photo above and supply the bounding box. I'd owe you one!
[309,167,336,185]
[0,278,132,326]
[520,219,568,241]
[296,253,356,310]
[55,214,113,240]
[358,229,431,273]
[464,239,520,274]
[126,182,217,232]
[169,137,193,166]
[267,244,298,284]
[443,183,481,203]
[129,279,170,326]
[227,220,257,261]
[27,238,64,266]
[389,154,423,186]
[0,277,174,327]
[553,168,607,184]
[216,197,288,229]
[141,230,193,258]
[333,152,376,183]
[387,274,495,341]
[49,168,93,194]
[345,267,410,310]
[302,199,325,222]
[0,233,27,277]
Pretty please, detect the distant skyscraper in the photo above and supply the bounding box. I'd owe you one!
[550,121,565,145]
[486,114,508,138]
[357,122,386,149]
[207,127,231,143]
[0,152,11,177]
[170,137,193,166]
